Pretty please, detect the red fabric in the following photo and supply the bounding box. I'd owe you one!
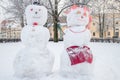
[66,45,93,65]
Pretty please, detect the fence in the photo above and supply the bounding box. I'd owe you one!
[91,38,120,43]
[0,38,120,43]
[0,39,21,43]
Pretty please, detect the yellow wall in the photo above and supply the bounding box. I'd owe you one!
[90,22,99,38]
[104,27,114,38]
[48,20,120,39]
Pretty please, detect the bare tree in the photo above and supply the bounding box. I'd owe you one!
[89,0,120,39]
[113,0,120,11]
[0,0,91,42]
[0,0,33,28]
[88,0,105,38]
[39,0,91,42]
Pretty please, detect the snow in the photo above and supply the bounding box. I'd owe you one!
[60,6,93,80]
[14,5,53,80]
[90,42,120,80]
[0,42,120,80]
[25,5,47,26]
[0,43,23,80]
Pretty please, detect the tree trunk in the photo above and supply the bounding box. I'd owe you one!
[99,13,102,38]
[21,15,24,27]
[102,13,105,38]
[53,17,58,42]
[53,0,59,42]
[113,10,115,37]
[21,0,24,28]
[98,13,101,38]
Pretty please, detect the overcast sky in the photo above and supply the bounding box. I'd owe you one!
[0,0,10,21]
[0,0,66,21]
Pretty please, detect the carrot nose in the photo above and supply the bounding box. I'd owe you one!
[76,10,81,14]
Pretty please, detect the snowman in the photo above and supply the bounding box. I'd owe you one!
[60,5,94,80]
[13,3,54,80]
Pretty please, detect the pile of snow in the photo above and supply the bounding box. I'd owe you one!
[0,42,120,80]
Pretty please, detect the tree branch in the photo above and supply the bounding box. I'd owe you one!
[58,0,62,3]
[85,0,91,5]
[48,0,54,14]
[48,11,54,16]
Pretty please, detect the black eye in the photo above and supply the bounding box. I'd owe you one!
[30,8,33,11]
[81,16,84,18]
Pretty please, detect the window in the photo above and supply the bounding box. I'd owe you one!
[108,32,110,36]
[93,23,95,26]
[116,22,118,24]
[116,28,119,30]
[93,32,95,36]
[2,35,5,37]
[115,32,119,36]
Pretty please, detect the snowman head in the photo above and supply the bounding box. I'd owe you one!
[25,5,47,26]
[66,5,92,29]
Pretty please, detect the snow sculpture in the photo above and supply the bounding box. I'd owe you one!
[60,5,94,80]
[14,4,54,80]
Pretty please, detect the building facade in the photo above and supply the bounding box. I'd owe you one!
[0,20,22,42]
[0,13,120,42]
[90,13,120,40]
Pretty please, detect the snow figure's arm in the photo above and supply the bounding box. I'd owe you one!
[43,28,50,46]
[63,29,71,48]
[45,27,50,42]
[41,28,50,43]
[84,29,91,46]
[21,27,31,47]
[87,29,92,41]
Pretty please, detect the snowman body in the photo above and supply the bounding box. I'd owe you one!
[60,6,94,80]
[14,5,54,79]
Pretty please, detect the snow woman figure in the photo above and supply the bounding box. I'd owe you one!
[13,3,54,80]
[60,5,94,80]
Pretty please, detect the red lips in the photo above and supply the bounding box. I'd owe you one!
[33,22,38,26]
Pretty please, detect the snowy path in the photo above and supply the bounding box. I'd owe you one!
[90,43,120,80]
[0,43,24,80]
[0,42,120,80]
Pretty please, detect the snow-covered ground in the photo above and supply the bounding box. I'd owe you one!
[0,42,120,80]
